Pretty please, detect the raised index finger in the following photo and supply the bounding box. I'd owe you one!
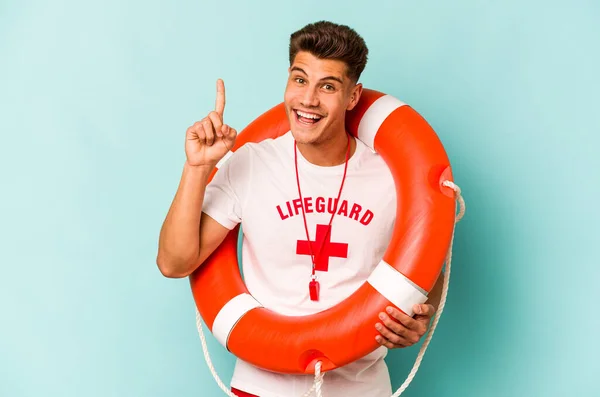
[215,78,226,117]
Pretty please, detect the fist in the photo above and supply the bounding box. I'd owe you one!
[185,79,237,167]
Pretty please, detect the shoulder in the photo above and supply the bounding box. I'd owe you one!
[222,131,293,166]
[213,131,292,182]
[355,139,393,175]
[242,131,293,156]
[351,139,397,200]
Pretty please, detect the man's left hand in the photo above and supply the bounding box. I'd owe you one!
[375,304,436,349]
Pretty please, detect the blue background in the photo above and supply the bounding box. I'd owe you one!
[1,0,599,396]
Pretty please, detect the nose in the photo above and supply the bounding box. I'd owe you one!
[300,86,319,108]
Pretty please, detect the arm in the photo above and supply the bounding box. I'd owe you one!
[156,162,230,278]
[156,79,237,278]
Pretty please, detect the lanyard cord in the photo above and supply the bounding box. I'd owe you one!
[294,134,351,280]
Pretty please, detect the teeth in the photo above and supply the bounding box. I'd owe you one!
[297,110,321,120]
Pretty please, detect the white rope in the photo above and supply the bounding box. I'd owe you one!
[389,180,465,396]
[196,310,324,397]
[300,361,324,397]
[195,310,239,397]
[195,180,465,397]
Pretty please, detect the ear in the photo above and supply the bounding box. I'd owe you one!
[347,83,363,111]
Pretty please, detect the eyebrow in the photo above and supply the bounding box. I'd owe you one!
[290,66,344,84]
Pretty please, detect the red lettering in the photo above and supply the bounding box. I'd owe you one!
[349,204,362,220]
[304,197,313,213]
[315,197,325,213]
[337,200,348,216]
[327,198,338,214]
[282,197,372,225]
[360,210,374,225]
[292,199,303,216]
[276,205,289,220]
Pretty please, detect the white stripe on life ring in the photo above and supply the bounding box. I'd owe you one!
[357,95,406,152]
[215,150,234,169]
[367,260,428,317]
[212,293,262,348]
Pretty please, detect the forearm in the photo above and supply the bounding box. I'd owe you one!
[157,162,214,277]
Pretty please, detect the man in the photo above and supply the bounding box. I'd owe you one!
[157,21,443,397]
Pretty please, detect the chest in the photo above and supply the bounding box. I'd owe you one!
[240,166,397,265]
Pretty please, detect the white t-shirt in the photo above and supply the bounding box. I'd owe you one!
[202,131,397,397]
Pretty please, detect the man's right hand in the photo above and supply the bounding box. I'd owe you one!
[185,79,237,167]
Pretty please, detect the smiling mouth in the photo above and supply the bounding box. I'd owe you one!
[294,109,324,125]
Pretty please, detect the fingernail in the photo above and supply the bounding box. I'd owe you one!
[386,307,393,314]
[379,313,385,320]
[414,305,421,314]
[375,323,382,330]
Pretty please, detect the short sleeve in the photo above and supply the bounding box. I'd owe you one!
[202,146,250,230]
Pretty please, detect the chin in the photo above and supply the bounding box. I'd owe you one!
[290,128,321,145]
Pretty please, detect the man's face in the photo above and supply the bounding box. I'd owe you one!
[284,51,361,145]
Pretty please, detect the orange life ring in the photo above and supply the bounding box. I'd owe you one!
[190,88,456,374]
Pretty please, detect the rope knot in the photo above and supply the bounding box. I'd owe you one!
[442,180,466,222]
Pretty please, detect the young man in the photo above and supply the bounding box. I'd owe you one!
[157,21,443,397]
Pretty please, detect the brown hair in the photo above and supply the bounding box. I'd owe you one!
[289,21,369,82]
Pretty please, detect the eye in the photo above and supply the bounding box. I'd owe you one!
[294,77,306,84]
[323,84,335,91]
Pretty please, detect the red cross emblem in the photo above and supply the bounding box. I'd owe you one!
[296,224,348,272]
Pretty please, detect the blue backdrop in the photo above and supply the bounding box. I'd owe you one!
[1,1,598,396]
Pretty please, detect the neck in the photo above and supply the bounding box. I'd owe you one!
[296,131,356,167]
